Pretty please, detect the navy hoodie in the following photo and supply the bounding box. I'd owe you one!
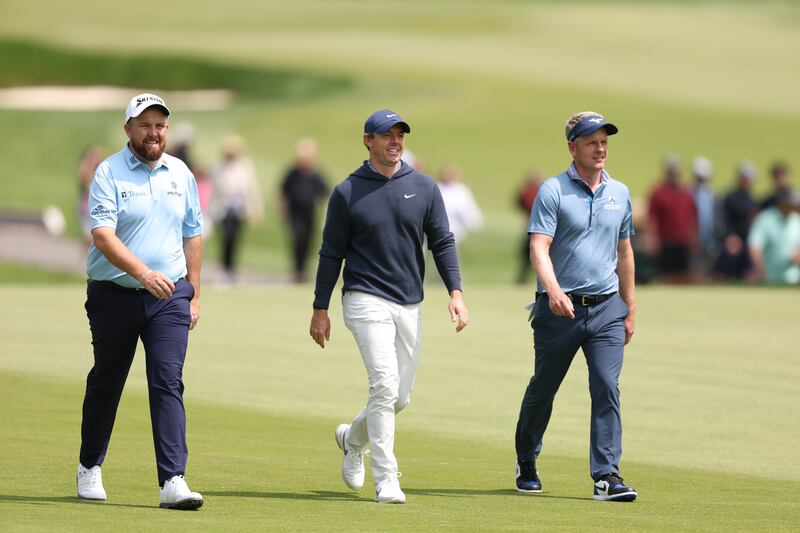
[313,161,461,309]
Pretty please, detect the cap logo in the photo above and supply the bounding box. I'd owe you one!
[587,117,603,124]
[136,95,163,107]
[386,114,397,118]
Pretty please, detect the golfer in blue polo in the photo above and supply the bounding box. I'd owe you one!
[76,93,204,510]
[514,111,638,501]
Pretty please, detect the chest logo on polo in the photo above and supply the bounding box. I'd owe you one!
[166,181,183,198]
[404,193,416,199]
[120,190,147,199]
[603,196,621,210]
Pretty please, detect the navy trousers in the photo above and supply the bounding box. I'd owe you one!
[80,278,194,486]
[515,293,628,480]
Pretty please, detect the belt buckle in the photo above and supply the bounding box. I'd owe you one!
[581,295,590,306]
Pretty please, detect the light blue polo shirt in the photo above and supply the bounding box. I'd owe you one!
[529,163,633,295]
[87,144,203,287]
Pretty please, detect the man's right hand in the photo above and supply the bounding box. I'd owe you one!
[310,308,331,348]
[141,269,175,300]
[547,289,575,319]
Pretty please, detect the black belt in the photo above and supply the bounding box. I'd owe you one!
[536,292,616,307]
[88,279,148,293]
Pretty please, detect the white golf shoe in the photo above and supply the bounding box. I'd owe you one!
[159,475,204,510]
[375,473,406,504]
[77,464,107,501]
[335,423,367,490]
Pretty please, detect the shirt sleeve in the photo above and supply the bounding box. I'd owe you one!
[88,162,118,230]
[620,191,634,239]
[313,187,350,309]
[313,255,344,310]
[528,180,559,236]
[183,172,204,238]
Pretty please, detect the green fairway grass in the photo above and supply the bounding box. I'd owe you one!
[1,1,799,281]
[0,262,83,284]
[0,284,797,530]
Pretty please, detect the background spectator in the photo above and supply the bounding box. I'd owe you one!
[437,165,483,244]
[748,189,800,284]
[77,145,106,248]
[630,197,659,284]
[514,170,541,284]
[170,123,196,169]
[195,166,213,238]
[760,161,792,211]
[690,156,718,281]
[280,138,329,283]
[648,155,697,283]
[716,161,758,280]
[209,135,263,282]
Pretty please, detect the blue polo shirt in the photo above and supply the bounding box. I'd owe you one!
[87,144,203,288]
[529,163,633,295]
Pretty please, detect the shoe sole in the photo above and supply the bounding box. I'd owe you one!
[77,494,107,501]
[160,497,204,510]
[593,491,637,502]
[515,486,542,494]
[375,498,406,504]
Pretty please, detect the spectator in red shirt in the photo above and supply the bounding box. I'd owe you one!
[515,170,542,284]
[648,156,697,283]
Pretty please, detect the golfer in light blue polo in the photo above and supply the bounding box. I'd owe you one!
[77,93,205,510]
[513,111,638,502]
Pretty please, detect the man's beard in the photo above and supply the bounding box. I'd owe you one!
[130,138,165,162]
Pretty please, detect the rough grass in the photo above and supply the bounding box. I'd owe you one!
[0,38,352,100]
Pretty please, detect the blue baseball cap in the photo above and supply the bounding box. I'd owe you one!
[566,114,618,142]
[364,109,411,134]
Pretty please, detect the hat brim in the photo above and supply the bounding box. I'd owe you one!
[127,104,170,121]
[371,120,411,134]
[567,120,619,142]
[601,123,618,136]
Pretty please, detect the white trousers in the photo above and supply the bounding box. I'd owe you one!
[342,291,422,482]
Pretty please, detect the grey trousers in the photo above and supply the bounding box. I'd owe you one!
[515,293,628,480]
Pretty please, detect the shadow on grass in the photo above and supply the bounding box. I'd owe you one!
[205,490,368,502]
[404,488,590,502]
[0,494,155,509]
[205,488,590,502]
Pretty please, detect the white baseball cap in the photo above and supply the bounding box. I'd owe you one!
[737,160,757,181]
[124,93,170,122]
[692,156,713,179]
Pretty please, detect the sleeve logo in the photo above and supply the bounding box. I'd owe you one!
[90,205,110,216]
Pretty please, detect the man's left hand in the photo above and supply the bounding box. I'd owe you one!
[449,290,469,332]
[189,298,200,330]
[623,314,635,345]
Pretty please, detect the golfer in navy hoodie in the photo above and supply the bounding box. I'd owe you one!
[310,109,469,504]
